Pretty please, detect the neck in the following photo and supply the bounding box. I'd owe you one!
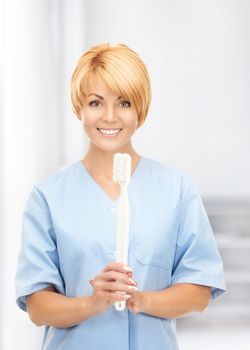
[82,142,140,181]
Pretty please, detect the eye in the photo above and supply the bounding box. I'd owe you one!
[89,100,101,107]
[120,100,131,108]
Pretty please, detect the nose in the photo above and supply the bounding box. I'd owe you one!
[102,105,117,123]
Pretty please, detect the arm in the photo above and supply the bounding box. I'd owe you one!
[127,283,211,318]
[26,286,99,328]
[26,262,137,328]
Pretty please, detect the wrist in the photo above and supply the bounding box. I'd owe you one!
[87,294,108,316]
[78,295,100,320]
[138,291,151,314]
[131,291,149,314]
[87,295,101,316]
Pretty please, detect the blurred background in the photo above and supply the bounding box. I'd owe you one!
[1,0,249,349]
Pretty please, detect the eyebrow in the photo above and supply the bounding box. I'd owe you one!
[87,93,122,100]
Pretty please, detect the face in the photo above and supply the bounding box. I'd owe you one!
[79,77,139,153]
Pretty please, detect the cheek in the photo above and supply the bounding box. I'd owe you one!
[123,114,139,129]
[82,113,98,127]
[129,120,139,132]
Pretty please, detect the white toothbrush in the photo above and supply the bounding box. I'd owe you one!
[113,152,131,311]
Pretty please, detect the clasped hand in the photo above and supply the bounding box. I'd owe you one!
[89,262,143,314]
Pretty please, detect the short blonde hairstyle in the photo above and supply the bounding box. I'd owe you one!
[70,43,151,128]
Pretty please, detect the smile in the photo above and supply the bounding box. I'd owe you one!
[97,128,122,137]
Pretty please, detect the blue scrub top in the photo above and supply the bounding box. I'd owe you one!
[15,156,226,350]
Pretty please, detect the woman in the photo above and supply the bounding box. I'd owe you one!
[15,43,226,349]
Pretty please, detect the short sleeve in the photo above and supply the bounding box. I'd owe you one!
[15,186,65,312]
[171,174,226,299]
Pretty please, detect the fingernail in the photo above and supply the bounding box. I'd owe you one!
[128,286,138,291]
[122,266,133,272]
[128,278,137,286]
[123,294,131,299]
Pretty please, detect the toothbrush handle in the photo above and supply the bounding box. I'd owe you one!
[115,184,129,311]
[115,299,126,311]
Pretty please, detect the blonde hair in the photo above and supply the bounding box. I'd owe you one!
[70,43,151,128]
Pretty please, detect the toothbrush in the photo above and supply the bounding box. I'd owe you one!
[113,153,131,311]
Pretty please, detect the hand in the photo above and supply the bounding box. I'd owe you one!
[89,262,138,315]
[126,290,145,314]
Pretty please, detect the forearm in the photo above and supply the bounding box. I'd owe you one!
[26,288,98,328]
[139,283,211,319]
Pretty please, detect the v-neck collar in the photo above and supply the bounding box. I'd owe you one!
[78,156,144,204]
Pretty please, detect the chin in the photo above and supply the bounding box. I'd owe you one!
[103,142,131,153]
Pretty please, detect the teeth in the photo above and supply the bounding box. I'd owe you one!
[98,128,121,135]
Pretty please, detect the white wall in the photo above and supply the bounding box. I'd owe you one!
[85,0,250,198]
[1,1,86,349]
[0,0,4,345]
[1,1,250,349]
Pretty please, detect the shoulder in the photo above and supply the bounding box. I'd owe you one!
[32,160,80,201]
[142,156,196,189]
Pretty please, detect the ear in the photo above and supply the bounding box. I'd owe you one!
[78,110,84,122]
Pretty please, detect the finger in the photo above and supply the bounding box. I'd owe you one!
[102,262,133,274]
[98,271,137,286]
[94,290,131,306]
[127,300,139,313]
[107,292,132,303]
[101,281,138,293]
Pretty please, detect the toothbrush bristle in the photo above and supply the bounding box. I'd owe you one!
[113,153,131,182]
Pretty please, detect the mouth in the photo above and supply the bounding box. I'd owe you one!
[97,128,122,138]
